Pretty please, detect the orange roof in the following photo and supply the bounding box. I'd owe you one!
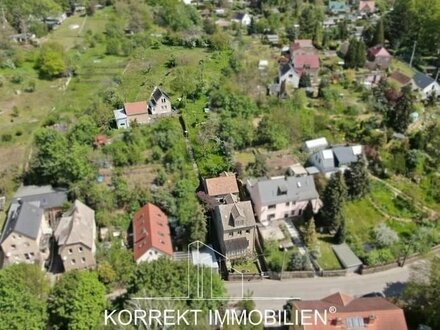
[204,172,239,197]
[124,101,148,116]
[293,292,408,330]
[133,203,173,261]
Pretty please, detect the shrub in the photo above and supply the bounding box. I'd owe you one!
[373,223,399,248]
[365,248,395,265]
[1,134,12,142]
[10,74,23,84]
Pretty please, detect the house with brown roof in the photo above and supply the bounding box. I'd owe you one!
[289,292,408,329]
[367,46,392,70]
[293,54,321,84]
[114,86,172,129]
[54,200,96,271]
[203,172,239,200]
[388,71,412,88]
[132,203,173,264]
[290,39,318,58]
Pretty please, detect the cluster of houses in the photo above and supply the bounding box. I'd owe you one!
[0,135,365,272]
[271,34,440,100]
[0,186,96,272]
[113,87,173,129]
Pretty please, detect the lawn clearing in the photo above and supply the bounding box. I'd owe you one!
[316,234,343,270]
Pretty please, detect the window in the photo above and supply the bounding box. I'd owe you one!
[285,202,290,206]
[11,244,16,250]
[268,204,276,209]
[12,235,16,239]
[291,210,295,215]
[78,247,83,252]
[68,249,73,254]
[229,232,234,237]
[246,229,251,233]
[24,253,30,260]
[81,257,86,263]
[237,230,242,235]
[29,252,34,257]
[298,209,303,216]
[268,214,276,220]
[71,259,76,265]
[284,213,289,218]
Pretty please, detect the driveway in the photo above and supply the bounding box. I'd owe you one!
[226,260,429,310]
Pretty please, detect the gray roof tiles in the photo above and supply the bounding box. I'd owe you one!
[1,202,43,242]
[216,201,256,231]
[12,185,68,210]
[247,175,319,206]
[413,71,436,89]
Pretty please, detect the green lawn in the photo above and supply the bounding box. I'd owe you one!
[317,235,342,270]
[390,59,416,77]
[369,180,419,219]
[231,258,259,273]
[345,198,384,242]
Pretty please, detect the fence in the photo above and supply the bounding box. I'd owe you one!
[268,270,315,280]
[227,273,262,281]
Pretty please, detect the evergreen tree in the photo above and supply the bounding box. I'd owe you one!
[345,39,366,69]
[335,216,346,244]
[319,172,347,228]
[304,218,318,249]
[299,72,312,88]
[373,19,385,45]
[344,156,370,200]
[392,85,414,133]
[355,39,366,68]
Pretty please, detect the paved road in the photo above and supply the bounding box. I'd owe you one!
[226,260,428,310]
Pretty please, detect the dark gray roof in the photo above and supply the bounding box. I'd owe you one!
[12,185,68,210]
[1,202,43,242]
[224,237,249,253]
[233,12,246,20]
[215,201,256,232]
[247,175,319,206]
[413,71,436,89]
[280,63,293,76]
[332,146,360,165]
[332,243,362,268]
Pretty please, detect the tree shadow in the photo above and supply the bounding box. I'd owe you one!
[383,281,406,297]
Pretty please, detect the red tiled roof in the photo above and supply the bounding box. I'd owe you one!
[204,172,239,197]
[94,135,108,146]
[293,54,320,70]
[368,46,391,58]
[292,292,408,330]
[133,203,173,261]
[389,71,411,85]
[124,101,148,116]
[291,39,314,51]
[359,0,375,12]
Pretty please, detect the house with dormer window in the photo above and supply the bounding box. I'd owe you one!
[246,176,322,226]
[213,201,256,259]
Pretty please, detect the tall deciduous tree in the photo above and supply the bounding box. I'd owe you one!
[48,271,106,330]
[403,257,440,329]
[0,264,49,330]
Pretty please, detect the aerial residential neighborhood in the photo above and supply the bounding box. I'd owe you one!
[0,0,439,329]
